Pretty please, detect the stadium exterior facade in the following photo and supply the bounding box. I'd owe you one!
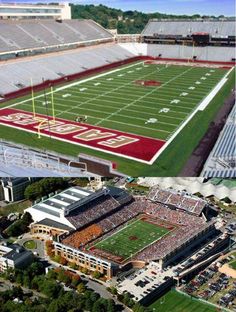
[0,3,71,20]
[25,184,228,280]
[25,186,110,229]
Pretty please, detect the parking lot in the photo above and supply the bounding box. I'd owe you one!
[117,263,174,301]
[183,253,236,311]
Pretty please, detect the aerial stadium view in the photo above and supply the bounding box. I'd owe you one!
[0,1,235,177]
[0,176,235,312]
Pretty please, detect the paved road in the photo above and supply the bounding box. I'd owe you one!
[47,259,129,312]
[16,235,45,258]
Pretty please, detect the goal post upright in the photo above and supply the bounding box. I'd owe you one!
[51,86,55,124]
[30,78,36,119]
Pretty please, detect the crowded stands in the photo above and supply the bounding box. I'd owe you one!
[148,187,207,216]
[66,194,120,229]
[62,224,103,249]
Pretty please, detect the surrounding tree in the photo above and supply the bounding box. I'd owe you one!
[24,178,69,201]
[71,4,221,34]
[5,212,33,237]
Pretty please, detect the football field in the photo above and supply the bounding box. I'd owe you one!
[149,289,222,312]
[93,218,170,261]
[0,60,234,175]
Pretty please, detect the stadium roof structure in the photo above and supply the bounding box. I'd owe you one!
[201,105,236,178]
[142,20,236,38]
[26,186,112,229]
[35,218,73,231]
[138,177,236,202]
[31,186,94,217]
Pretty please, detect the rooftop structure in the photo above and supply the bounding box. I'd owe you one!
[0,177,36,202]
[25,186,125,230]
[0,243,34,272]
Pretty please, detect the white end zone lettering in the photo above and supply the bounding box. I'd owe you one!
[0,113,39,125]
[34,121,87,134]
[99,136,139,148]
[74,129,115,141]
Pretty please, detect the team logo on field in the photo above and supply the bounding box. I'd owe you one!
[0,108,166,163]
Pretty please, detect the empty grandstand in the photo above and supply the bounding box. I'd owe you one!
[142,20,235,46]
[0,139,92,177]
[0,44,134,97]
[201,105,236,177]
[0,17,234,176]
[0,19,113,59]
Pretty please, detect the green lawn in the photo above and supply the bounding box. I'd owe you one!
[23,240,37,250]
[229,254,236,270]
[0,200,31,217]
[94,219,169,260]
[210,178,236,189]
[0,61,234,176]
[149,290,224,312]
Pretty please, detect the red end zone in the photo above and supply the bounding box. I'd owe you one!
[0,108,166,164]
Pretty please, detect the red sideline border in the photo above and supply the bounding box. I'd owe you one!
[0,108,166,164]
[0,56,235,103]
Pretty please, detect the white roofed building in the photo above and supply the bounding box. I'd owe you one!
[25,186,111,229]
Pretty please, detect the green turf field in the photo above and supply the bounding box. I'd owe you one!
[149,289,224,312]
[2,62,228,140]
[0,61,234,176]
[94,219,170,260]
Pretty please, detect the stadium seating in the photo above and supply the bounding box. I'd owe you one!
[202,106,236,178]
[142,20,235,38]
[0,19,113,53]
[0,44,135,96]
[146,44,235,62]
[62,224,103,248]
[136,202,211,261]
[66,194,120,229]
[148,187,206,216]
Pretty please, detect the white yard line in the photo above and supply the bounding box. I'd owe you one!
[20,101,172,135]
[57,93,194,112]
[149,66,235,164]
[52,98,186,120]
[41,100,179,127]
[55,66,166,118]
[1,61,144,110]
[95,66,194,126]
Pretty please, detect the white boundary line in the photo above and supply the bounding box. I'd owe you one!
[149,66,235,165]
[2,61,143,110]
[0,122,153,165]
[1,63,234,166]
